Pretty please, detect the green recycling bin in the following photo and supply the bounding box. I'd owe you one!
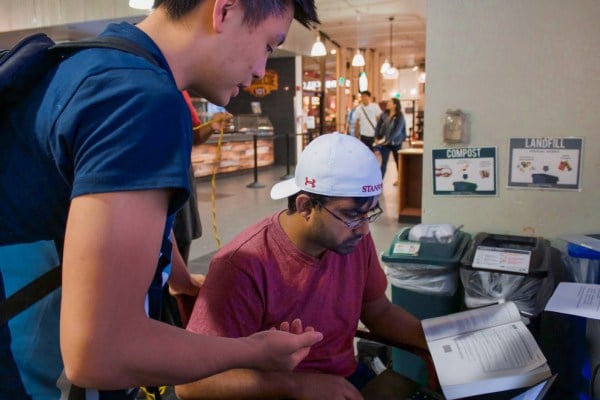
[381,227,470,386]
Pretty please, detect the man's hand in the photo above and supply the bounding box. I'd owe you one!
[192,112,233,144]
[276,318,313,335]
[243,328,323,372]
[273,320,364,399]
[209,112,233,133]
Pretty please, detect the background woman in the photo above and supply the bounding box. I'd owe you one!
[374,97,407,182]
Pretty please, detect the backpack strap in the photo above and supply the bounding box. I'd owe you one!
[50,36,161,68]
[1,34,162,109]
[0,265,61,326]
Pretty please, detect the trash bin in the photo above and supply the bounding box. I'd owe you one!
[562,237,600,284]
[549,235,600,400]
[381,226,471,385]
[460,232,593,398]
[459,233,555,319]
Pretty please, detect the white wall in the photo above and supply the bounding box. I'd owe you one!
[423,0,600,238]
[0,0,143,31]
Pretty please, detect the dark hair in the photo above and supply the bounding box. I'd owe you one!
[388,97,403,118]
[360,90,371,97]
[287,191,376,213]
[153,0,319,28]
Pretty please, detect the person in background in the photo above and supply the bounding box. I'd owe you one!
[174,90,232,265]
[0,1,321,399]
[165,90,233,329]
[345,96,359,136]
[176,133,430,400]
[374,97,407,184]
[353,90,382,149]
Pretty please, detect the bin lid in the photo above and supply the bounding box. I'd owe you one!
[381,229,471,267]
[567,242,600,260]
[461,232,550,276]
[561,234,600,259]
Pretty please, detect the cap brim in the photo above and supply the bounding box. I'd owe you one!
[270,178,300,200]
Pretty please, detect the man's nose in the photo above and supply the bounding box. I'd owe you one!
[354,219,371,234]
[252,59,267,80]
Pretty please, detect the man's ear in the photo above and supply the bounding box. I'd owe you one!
[296,194,314,220]
[213,0,238,33]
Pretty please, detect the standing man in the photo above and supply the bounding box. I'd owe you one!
[0,1,321,399]
[354,90,382,149]
[176,133,430,400]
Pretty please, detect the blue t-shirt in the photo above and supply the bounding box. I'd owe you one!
[0,22,191,399]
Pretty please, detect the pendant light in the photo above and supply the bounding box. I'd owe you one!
[358,71,369,92]
[129,0,153,10]
[310,34,327,57]
[380,59,390,74]
[381,17,399,79]
[351,49,365,67]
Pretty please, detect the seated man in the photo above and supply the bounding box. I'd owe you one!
[176,133,429,400]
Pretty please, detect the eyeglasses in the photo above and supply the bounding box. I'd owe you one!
[317,202,383,229]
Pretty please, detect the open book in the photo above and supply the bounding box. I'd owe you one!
[422,302,552,399]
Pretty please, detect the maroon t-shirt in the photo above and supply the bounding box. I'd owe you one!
[186,211,387,376]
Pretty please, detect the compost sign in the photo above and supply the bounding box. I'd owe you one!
[432,147,497,195]
[507,137,582,190]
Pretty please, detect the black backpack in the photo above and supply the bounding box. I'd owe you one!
[0,32,161,108]
[0,33,161,325]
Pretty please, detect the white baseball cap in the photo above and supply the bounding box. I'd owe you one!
[270,133,383,200]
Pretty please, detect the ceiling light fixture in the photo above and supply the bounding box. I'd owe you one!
[351,49,365,67]
[383,65,399,80]
[380,58,390,74]
[129,0,153,10]
[381,17,399,80]
[358,71,369,92]
[310,34,327,57]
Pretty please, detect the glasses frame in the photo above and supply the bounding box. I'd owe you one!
[316,201,383,229]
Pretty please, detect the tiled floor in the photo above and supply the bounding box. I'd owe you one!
[187,158,409,276]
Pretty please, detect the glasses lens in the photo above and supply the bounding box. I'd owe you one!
[367,207,383,223]
[345,207,382,229]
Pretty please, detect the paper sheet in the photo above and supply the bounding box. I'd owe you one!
[545,282,600,320]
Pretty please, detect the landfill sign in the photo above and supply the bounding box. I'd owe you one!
[507,137,582,190]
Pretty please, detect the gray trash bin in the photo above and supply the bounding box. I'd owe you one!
[459,233,554,319]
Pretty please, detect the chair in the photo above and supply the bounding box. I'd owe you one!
[355,327,439,391]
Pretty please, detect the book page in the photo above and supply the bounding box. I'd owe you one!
[427,320,549,398]
[545,282,600,320]
[427,320,547,388]
[422,302,522,341]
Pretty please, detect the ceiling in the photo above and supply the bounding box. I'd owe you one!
[313,0,427,69]
[0,0,427,70]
